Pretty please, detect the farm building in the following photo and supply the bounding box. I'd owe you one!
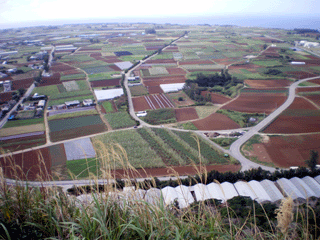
[291,61,306,65]
[136,111,147,117]
[160,83,185,93]
[94,88,124,102]
[65,100,80,107]
[83,99,94,106]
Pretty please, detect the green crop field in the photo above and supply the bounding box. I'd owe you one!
[60,73,86,81]
[67,158,100,179]
[92,130,165,169]
[3,117,44,128]
[48,109,99,121]
[253,60,282,67]
[129,85,148,96]
[101,101,114,113]
[32,85,60,97]
[143,108,176,125]
[49,115,103,132]
[88,72,121,81]
[104,112,136,129]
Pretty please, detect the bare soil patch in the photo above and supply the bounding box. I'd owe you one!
[166,67,187,75]
[40,73,61,86]
[147,86,163,94]
[132,96,151,112]
[201,91,231,104]
[245,79,292,88]
[175,107,199,122]
[90,79,121,87]
[192,113,240,130]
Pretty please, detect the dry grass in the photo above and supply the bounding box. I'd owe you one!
[0,123,45,137]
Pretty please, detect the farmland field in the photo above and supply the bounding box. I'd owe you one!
[92,130,165,169]
[49,115,107,142]
[0,133,46,152]
[104,112,136,129]
[175,107,199,122]
[129,85,148,96]
[263,97,320,133]
[246,134,320,168]
[192,113,240,130]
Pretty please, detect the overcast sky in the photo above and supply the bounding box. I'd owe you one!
[0,0,319,28]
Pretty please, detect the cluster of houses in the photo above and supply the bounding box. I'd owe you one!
[51,99,95,110]
[298,40,320,48]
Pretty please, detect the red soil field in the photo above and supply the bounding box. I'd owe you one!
[201,91,231,104]
[109,65,122,71]
[90,53,102,57]
[0,92,13,102]
[90,78,121,87]
[305,95,320,106]
[40,73,61,86]
[222,92,287,114]
[296,86,320,93]
[310,78,320,85]
[112,164,241,178]
[0,148,51,181]
[175,107,199,122]
[78,48,101,52]
[228,63,262,70]
[286,71,317,79]
[100,56,121,63]
[263,97,320,134]
[179,60,214,65]
[192,113,240,130]
[11,78,35,90]
[244,79,292,88]
[188,69,222,72]
[252,134,320,168]
[144,59,176,64]
[143,75,186,87]
[166,67,187,75]
[147,86,163,94]
[132,96,151,112]
[145,46,163,51]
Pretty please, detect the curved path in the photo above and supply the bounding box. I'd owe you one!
[229,75,320,172]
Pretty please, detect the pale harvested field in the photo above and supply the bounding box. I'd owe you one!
[195,106,219,119]
[0,124,45,137]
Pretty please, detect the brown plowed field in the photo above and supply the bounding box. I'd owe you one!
[175,107,199,122]
[112,164,241,178]
[147,86,163,94]
[49,144,67,167]
[62,69,83,75]
[132,96,151,111]
[11,78,34,90]
[102,56,121,63]
[304,95,320,106]
[90,53,102,57]
[263,97,320,133]
[166,67,187,75]
[228,63,262,70]
[0,134,46,152]
[40,73,61,86]
[188,69,222,72]
[50,124,107,142]
[222,92,286,114]
[143,75,186,87]
[201,91,231,104]
[286,71,317,79]
[51,63,75,72]
[109,65,122,71]
[192,113,240,130]
[245,79,292,88]
[90,78,121,87]
[0,148,51,180]
[310,78,320,85]
[251,134,320,168]
[296,86,320,93]
[179,60,214,65]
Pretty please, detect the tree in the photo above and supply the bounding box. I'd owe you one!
[145,28,156,34]
[306,150,319,171]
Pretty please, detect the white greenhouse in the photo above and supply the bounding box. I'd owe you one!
[145,188,162,205]
[289,177,317,199]
[161,186,179,206]
[193,183,211,202]
[248,180,272,203]
[234,181,257,201]
[301,176,320,198]
[260,179,284,203]
[220,182,239,201]
[160,83,185,93]
[175,185,194,208]
[276,178,305,201]
[314,175,320,185]
[206,182,226,202]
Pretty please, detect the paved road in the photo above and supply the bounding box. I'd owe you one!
[229,75,320,172]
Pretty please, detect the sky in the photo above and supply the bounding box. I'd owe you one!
[0,0,320,29]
